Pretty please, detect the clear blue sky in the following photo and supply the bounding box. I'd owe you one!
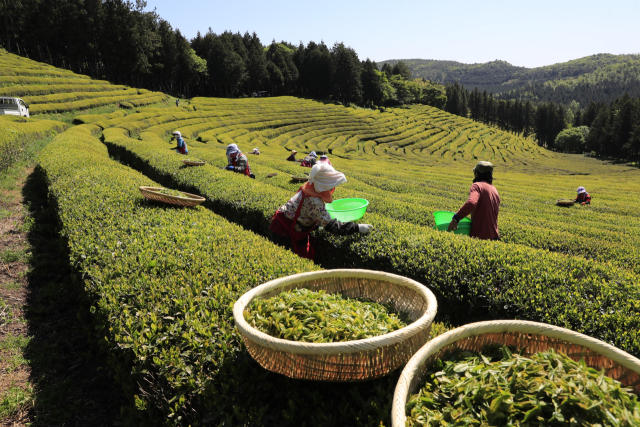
[145,0,640,68]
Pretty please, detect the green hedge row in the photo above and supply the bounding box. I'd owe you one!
[30,92,167,114]
[0,67,90,79]
[101,129,640,360]
[0,83,130,97]
[0,115,68,171]
[0,75,110,86]
[39,125,403,426]
[23,88,139,104]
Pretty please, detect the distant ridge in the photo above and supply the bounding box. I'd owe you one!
[380,54,640,106]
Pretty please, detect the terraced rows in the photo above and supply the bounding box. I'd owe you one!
[0,51,168,114]
[6,53,640,426]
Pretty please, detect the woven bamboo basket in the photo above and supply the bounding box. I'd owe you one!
[556,198,576,206]
[183,159,206,166]
[290,175,308,182]
[233,269,438,382]
[139,186,205,207]
[391,320,640,426]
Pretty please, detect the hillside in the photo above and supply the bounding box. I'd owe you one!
[3,52,640,426]
[382,53,640,106]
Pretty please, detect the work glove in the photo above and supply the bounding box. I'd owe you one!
[226,166,234,171]
[358,224,374,235]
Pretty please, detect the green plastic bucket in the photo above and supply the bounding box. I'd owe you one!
[433,211,471,226]
[433,222,472,236]
[325,198,369,222]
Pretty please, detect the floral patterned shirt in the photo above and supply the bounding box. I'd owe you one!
[278,191,332,231]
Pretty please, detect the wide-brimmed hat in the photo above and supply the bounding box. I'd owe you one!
[309,151,318,158]
[577,186,587,194]
[473,161,493,174]
[172,131,181,137]
[291,150,297,154]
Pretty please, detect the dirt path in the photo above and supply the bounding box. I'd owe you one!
[0,166,123,426]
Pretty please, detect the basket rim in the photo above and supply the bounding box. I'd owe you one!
[183,159,206,165]
[391,320,640,427]
[139,186,206,202]
[233,269,437,356]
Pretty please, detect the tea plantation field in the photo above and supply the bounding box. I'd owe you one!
[2,51,640,426]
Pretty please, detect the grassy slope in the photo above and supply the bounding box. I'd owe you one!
[2,53,640,425]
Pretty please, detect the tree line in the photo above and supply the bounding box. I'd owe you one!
[0,0,445,107]
[444,82,640,162]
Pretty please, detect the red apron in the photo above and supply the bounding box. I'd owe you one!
[269,191,318,260]
[231,153,252,177]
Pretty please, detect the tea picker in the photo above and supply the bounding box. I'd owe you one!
[270,162,373,260]
[171,131,188,155]
[225,144,255,179]
[448,161,500,240]
[300,151,318,168]
[575,186,591,205]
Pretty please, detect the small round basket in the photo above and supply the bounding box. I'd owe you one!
[139,186,205,207]
[183,159,206,166]
[391,320,640,427]
[556,198,576,206]
[290,175,308,182]
[233,269,438,382]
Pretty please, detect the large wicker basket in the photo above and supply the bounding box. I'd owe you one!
[183,159,206,166]
[391,320,640,426]
[556,198,576,206]
[290,175,308,182]
[233,269,438,382]
[139,186,205,207]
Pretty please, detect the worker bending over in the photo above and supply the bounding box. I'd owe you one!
[448,161,500,240]
[300,151,318,168]
[270,162,373,260]
[225,144,255,179]
[286,150,298,161]
[171,131,188,154]
[575,187,591,205]
[319,155,332,166]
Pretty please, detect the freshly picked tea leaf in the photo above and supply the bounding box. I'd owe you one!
[244,288,410,343]
[406,346,640,426]
[156,188,187,197]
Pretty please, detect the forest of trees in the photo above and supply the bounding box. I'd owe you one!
[384,55,640,107]
[0,0,444,107]
[444,83,640,162]
[2,0,638,163]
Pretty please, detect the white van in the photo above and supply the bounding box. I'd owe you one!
[0,97,30,118]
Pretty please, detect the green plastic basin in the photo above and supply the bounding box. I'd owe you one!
[325,198,369,222]
[433,211,471,226]
[433,222,472,236]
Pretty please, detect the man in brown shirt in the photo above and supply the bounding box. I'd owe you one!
[448,161,500,240]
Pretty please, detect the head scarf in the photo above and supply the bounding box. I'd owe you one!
[309,151,317,158]
[577,186,587,194]
[308,162,346,193]
[172,131,181,137]
[226,144,240,162]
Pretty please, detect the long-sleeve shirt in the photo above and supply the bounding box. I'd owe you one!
[175,137,188,154]
[228,153,249,173]
[575,193,591,204]
[455,181,500,240]
[278,192,358,235]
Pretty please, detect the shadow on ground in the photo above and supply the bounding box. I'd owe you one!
[21,168,124,426]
